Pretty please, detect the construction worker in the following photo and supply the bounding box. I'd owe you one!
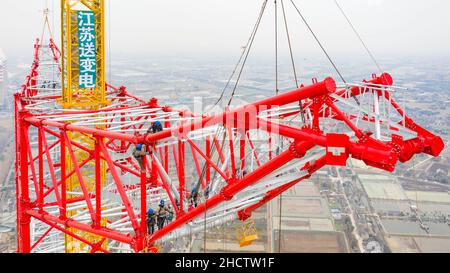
[155,200,173,230]
[189,187,199,208]
[204,185,210,199]
[146,123,153,134]
[153,121,163,134]
[146,121,163,152]
[147,120,163,134]
[146,208,156,235]
[166,204,174,224]
[133,143,151,171]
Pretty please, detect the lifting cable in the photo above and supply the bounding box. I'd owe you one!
[275,0,279,96]
[289,0,346,84]
[198,0,269,200]
[290,0,362,106]
[191,4,270,246]
[226,0,268,106]
[275,1,284,251]
[210,0,269,109]
[281,0,306,124]
[51,0,55,43]
[333,0,383,74]
[275,0,284,252]
[195,0,381,249]
[197,1,270,222]
[185,0,387,250]
[200,125,226,252]
[274,0,281,156]
[278,192,283,252]
[281,0,298,88]
[40,7,54,45]
[209,48,245,110]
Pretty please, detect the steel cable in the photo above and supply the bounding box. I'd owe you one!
[334,0,383,74]
[289,0,346,84]
[281,0,306,123]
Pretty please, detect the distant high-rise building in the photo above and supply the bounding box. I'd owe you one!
[0,48,7,110]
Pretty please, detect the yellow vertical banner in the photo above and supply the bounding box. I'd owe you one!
[61,0,108,108]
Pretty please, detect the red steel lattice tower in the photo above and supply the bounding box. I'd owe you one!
[14,4,444,253]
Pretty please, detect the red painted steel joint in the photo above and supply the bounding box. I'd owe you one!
[425,136,445,157]
[289,141,314,158]
[237,210,252,221]
[227,177,238,184]
[131,235,144,253]
[148,98,158,108]
[118,86,127,96]
[162,105,171,112]
[19,201,31,225]
[219,188,233,201]
[366,72,394,86]
[289,143,304,158]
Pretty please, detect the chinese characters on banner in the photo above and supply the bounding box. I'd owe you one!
[78,11,96,89]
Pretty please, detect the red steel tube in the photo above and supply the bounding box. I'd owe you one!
[144,77,336,143]
[26,210,133,244]
[147,141,301,245]
[240,155,327,219]
[17,114,31,253]
[25,117,137,143]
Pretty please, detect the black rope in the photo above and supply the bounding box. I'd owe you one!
[274,0,283,156]
[197,0,269,200]
[289,0,346,84]
[290,1,362,106]
[200,126,227,252]
[278,193,283,252]
[194,0,377,252]
[194,1,270,220]
[275,0,279,95]
[334,0,383,74]
[210,48,246,109]
[281,0,298,88]
[203,193,207,252]
[227,0,268,106]
[275,2,284,252]
[211,0,269,109]
[280,0,306,124]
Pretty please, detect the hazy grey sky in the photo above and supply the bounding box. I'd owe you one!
[1,0,450,59]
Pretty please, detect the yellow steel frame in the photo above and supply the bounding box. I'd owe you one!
[64,132,107,253]
[61,0,109,108]
[60,0,108,253]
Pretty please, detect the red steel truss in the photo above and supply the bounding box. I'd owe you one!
[14,38,444,253]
